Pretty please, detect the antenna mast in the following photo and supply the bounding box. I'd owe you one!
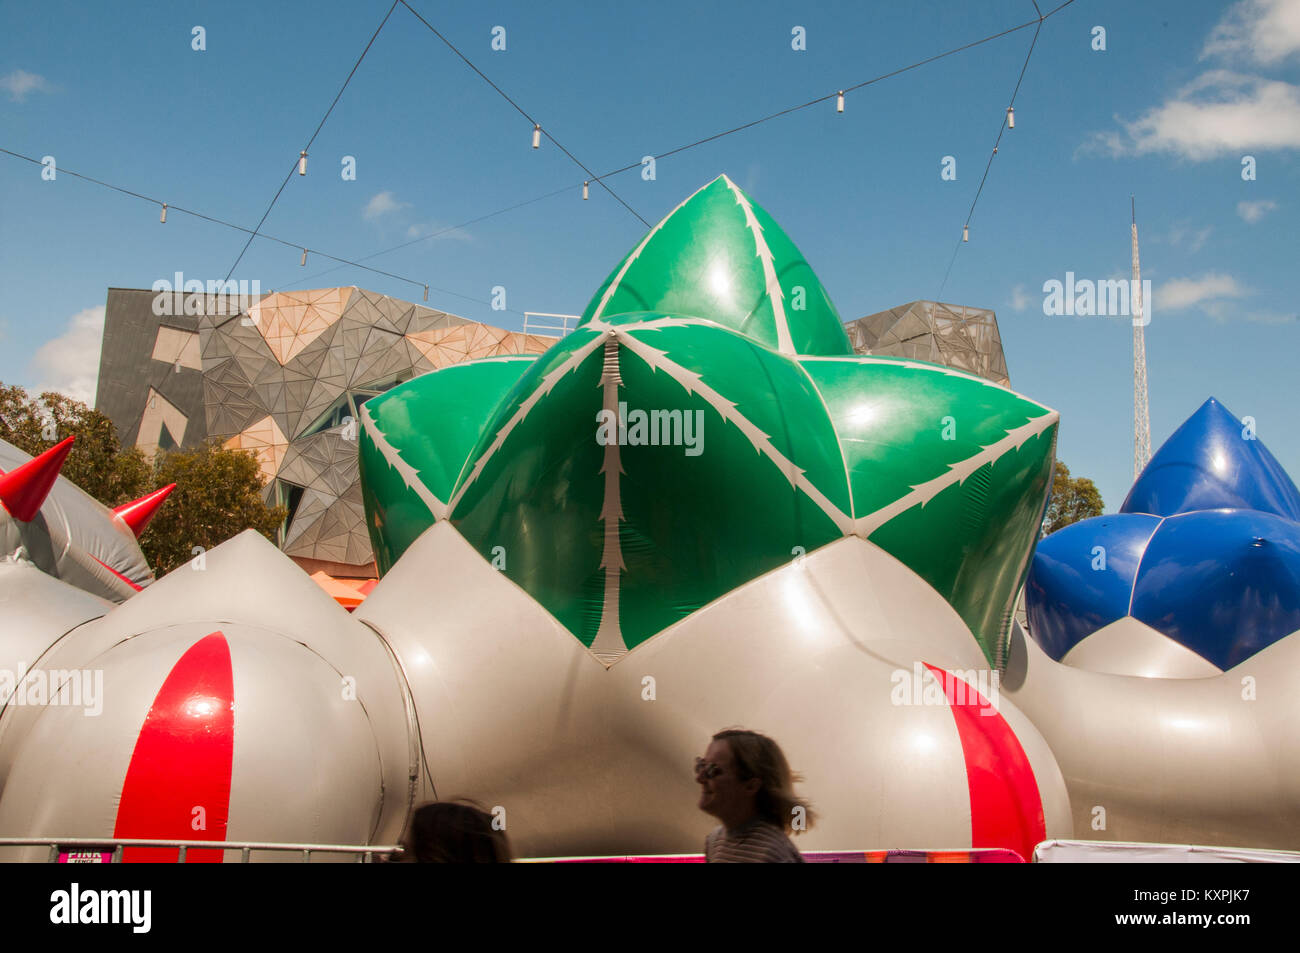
[1132,196,1152,479]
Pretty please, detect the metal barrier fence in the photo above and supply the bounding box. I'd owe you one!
[2,838,1024,864]
[523,848,1025,863]
[0,837,402,863]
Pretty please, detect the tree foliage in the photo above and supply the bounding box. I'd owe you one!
[0,383,153,506]
[143,439,287,574]
[1042,460,1105,536]
[1,382,286,575]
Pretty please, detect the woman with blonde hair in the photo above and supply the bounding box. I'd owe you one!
[695,728,815,863]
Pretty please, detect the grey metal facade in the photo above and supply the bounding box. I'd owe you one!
[844,300,1010,387]
[96,286,554,575]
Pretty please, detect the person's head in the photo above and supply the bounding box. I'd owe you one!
[398,800,512,863]
[696,729,815,834]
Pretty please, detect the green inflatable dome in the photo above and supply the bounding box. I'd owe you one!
[360,175,1057,668]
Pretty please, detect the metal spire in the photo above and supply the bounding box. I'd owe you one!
[1132,196,1152,479]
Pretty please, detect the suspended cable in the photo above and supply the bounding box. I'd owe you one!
[223,0,401,281]
[0,147,436,293]
[937,0,1073,299]
[286,0,1079,288]
[397,0,650,228]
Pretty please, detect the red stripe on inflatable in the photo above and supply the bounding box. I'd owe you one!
[114,632,234,863]
[922,662,1043,863]
[90,554,143,592]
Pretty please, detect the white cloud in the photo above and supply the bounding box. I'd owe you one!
[1086,71,1300,160]
[1153,272,1295,323]
[1156,273,1247,311]
[1166,223,1213,252]
[1009,284,1031,311]
[28,306,105,406]
[0,69,52,102]
[1202,300,1296,323]
[405,221,472,242]
[362,191,408,221]
[1084,2,1300,161]
[1203,0,1300,65]
[1237,198,1278,222]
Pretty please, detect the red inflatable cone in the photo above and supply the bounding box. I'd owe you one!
[0,436,74,521]
[113,483,176,538]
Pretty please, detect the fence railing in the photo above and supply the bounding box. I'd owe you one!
[0,837,402,863]
[522,312,579,337]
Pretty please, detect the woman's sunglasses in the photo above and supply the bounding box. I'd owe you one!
[694,757,723,780]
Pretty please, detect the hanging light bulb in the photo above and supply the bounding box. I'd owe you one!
[423,285,429,302]
[963,225,969,243]
[300,249,307,266]
[299,151,308,175]
[1006,106,1015,129]
[159,203,167,224]
[532,124,541,149]
[583,181,589,200]
[836,91,845,113]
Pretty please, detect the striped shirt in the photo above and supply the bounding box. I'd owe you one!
[705,819,805,863]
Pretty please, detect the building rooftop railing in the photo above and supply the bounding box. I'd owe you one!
[523,312,579,337]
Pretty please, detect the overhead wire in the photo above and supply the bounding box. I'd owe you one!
[4,0,1077,312]
[0,147,443,296]
[223,0,401,281]
[937,0,1076,299]
[397,0,650,228]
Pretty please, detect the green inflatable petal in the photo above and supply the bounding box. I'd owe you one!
[359,355,540,572]
[358,179,1060,670]
[578,175,854,357]
[448,315,849,660]
[801,355,1058,667]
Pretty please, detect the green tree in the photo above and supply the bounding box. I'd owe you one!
[142,440,287,574]
[0,382,152,506]
[1042,460,1104,536]
[2,382,286,576]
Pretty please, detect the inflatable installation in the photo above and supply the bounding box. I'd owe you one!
[0,176,1072,860]
[1008,397,1300,848]
[1,436,171,602]
[353,175,1070,858]
[16,175,1291,860]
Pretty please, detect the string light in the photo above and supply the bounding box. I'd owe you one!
[300,249,307,266]
[836,91,845,113]
[582,181,589,200]
[159,203,167,224]
[224,1,401,281]
[937,4,1055,300]
[423,285,429,302]
[4,0,1074,311]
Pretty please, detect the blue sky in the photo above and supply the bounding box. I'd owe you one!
[2,0,1297,510]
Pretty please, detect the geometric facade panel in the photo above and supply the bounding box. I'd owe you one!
[844,300,1010,387]
[191,286,558,573]
[246,287,351,365]
[135,386,189,460]
[406,322,553,367]
[223,414,289,485]
[95,285,560,575]
[150,326,203,370]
